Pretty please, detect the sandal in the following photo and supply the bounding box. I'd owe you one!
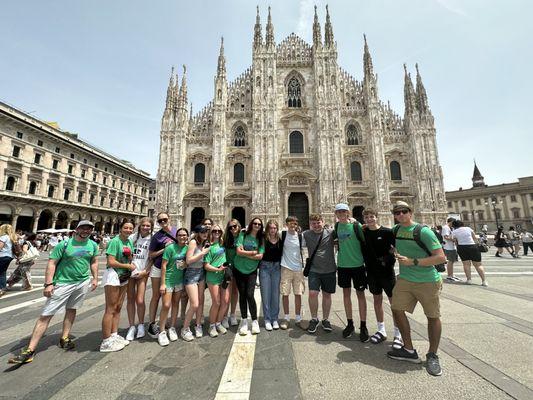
[392,336,403,350]
[370,332,387,344]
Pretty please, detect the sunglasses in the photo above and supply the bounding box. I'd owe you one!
[229,225,238,229]
[157,218,168,223]
[393,209,410,216]
[252,222,262,226]
[212,230,222,234]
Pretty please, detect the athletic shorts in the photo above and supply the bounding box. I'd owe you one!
[444,249,458,262]
[102,268,128,287]
[41,279,91,316]
[280,267,305,296]
[184,268,205,285]
[391,278,442,318]
[149,265,162,279]
[457,244,482,263]
[308,271,336,294]
[366,271,396,298]
[337,267,367,291]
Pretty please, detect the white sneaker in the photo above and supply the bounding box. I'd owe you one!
[216,323,227,335]
[272,320,280,330]
[126,326,136,342]
[230,315,238,326]
[221,317,230,329]
[181,328,194,342]
[195,325,203,338]
[209,325,219,338]
[158,331,170,346]
[239,319,249,336]
[168,327,178,341]
[136,324,146,339]
[481,281,489,287]
[251,320,260,334]
[466,279,472,285]
[265,321,273,331]
[100,338,125,352]
[113,334,130,346]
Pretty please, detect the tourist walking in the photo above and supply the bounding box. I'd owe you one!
[333,203,369,342]
[522,230,533,256]
[234,218,265,335]
[8,221,99,364]
[441,218,460,282]
[158,228,188,346]
[303,214,336,334]
[182,225,210,341]
[388,201,446,376]
[223,219,241,327]
[494,226,516,258]
[0,224,19,298]
[125,217,154,341]
[259,220,282,331]
[7,233,39,291]
[205,224,230,337]
[507,226,521,257]
[100,221,135,352]
[147,212,177,339]
[451,220,488,286]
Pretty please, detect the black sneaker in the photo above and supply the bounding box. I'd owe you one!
[147,322,160,339]
[359,325,370,343]
[342,324,355,338]
[59,336,76,350]
[387,346,422,363]
[8,348,34,364]
[307,319,319,334]
[321,319,333,332]
[426,352,442,376]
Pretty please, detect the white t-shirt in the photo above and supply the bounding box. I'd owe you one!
[48,236,59,247]
[280,231,303,271]
[129,232,152,273]
[441,224,456,250]
[452,227,476,245]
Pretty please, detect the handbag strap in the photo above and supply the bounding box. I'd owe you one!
[160,229,179,244]
[308,231,324,265]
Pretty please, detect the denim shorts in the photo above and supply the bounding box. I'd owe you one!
[184,268,205,285]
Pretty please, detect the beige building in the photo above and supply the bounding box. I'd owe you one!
[446,164,533,232]
[0,100,153,233]
[156,6,447,230]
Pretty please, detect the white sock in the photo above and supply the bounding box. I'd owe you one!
[295,314,302,322]
[284,314,290,321]
[215,322,221,327]
[377,321,386,335]
[393,326,401,338]
[404,348,415,354]
[111,332,118,337]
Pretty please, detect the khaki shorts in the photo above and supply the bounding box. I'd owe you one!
[280,267,305,296]
[391,278,442,318]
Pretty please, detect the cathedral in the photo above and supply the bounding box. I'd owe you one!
[156,6,447,230]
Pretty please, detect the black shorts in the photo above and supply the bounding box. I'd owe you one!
[337,267,367,291]
[367,271,396,298]
[457,244,482,262]
[308,271,336,294]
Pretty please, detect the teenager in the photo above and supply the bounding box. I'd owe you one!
[259,220,282,331]
[222,219,242,327]
[204,224,230,337]
[125,217,154,341]
[234,218,265,335]
[158,228,188,346]
[182,225,210,341]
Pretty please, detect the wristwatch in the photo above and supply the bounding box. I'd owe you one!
[413,258,419,266]
[43,282,54,288]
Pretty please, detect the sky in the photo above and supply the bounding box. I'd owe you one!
[1,0,532,190]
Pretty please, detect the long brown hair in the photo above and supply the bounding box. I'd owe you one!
[245,217,264,247]
[223,219,241,248]
[265,220,280,243]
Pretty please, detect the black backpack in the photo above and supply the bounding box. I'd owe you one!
[392,224,445,272]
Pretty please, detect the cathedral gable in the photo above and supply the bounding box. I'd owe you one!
[277,34,312,67]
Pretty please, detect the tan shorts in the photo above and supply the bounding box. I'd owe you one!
[280,267,305,296]
[391,278,442,318]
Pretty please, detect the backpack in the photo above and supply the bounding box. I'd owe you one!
[392,224,445,273]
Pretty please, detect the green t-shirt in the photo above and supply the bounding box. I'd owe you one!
[234,232,265,274]
[162,244,187,287]
[204,242,227,285]
[394,224,442,283]
[106,236,134,276]
[336,222,365,268]
[50,238,98,284]
[225,246,236,265]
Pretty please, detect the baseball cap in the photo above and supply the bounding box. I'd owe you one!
[193,225,209,233]
[391,201,412,213]
[76,220,94,229]
[334,203,350,212]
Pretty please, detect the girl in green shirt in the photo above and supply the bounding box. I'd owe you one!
[222,219,242,327]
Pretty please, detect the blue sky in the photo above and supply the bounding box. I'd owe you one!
[1,0,531,190]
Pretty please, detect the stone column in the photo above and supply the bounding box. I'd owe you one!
[11,214,19,229]
[32,214,40,233]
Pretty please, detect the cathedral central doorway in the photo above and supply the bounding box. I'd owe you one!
[352,206,365,224]
[231,207,246,228]
[288,192,309,230]
[191,207,205,231]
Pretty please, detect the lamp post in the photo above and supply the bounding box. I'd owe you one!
[486,195,501,230]
[471,209,477,232]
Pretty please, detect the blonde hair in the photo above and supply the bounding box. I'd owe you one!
[209,224,224,245]
[265,220,280,241]
[0,224,18,245]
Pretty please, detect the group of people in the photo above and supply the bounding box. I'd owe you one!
[7,200,452,376]
[493,226,532,258]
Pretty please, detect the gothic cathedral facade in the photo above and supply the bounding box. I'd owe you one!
[156,6,447,230]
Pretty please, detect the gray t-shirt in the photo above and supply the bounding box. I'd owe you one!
[302,229,336,274]
[0,234,14,258]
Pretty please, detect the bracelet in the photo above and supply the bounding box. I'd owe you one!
[43,283,54,288]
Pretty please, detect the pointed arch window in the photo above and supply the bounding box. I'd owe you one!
[234,126,246,146]
[29,181,37,195]
[287,77,302,108]
[5,176,15,191]
[346,124,360,145]
[194,163,206,183]
[289,131,304,154]
[390,161,402,181]
[234,163,245,183]
[350,161,362,182]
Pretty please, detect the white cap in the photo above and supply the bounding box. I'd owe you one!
[334,203,350,212]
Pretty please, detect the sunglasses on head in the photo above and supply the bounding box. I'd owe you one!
[212,229,222,234]
[393,209,410,216]
[157,218,168,223]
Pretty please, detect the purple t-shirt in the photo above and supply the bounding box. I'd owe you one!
[149,227,177,269]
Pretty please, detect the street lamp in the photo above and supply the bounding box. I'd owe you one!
[485,195,502,230]
[470,209,477,232]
